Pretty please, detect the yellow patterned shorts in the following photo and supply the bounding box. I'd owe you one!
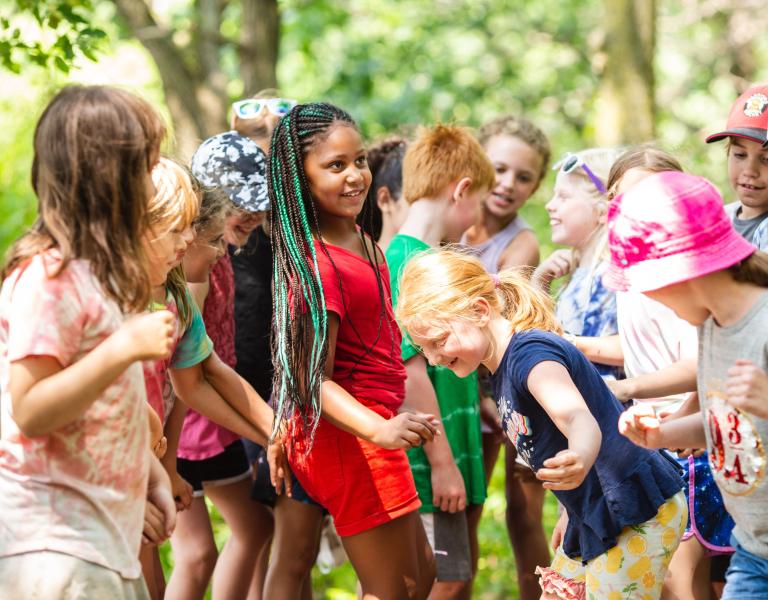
[537,491,688,600]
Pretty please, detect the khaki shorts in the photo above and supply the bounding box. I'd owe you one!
[0,551,149,600]
[421,511,472,582]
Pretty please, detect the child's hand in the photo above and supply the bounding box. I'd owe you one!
[431,462,467,513]
[267,438,293,498]
[370,412,440,449]
[119,310,175,362]
[671,447,705,458]
[532,249,574,289]
[618,404,664,449]
[725,359,768,419]
[536,449,589,491]
[142,499,171,545]
[168,470,193,511]
[152,436,168,459]
[146,405,167,458]
[145,472,176,544]
[550,510,569,551]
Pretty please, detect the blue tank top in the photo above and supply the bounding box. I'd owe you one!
[492,330,683,562]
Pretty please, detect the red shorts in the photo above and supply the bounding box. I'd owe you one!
[288,409,420,537]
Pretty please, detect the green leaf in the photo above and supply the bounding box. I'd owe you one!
[53,54,69,73]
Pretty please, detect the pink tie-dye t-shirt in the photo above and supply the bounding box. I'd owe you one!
[0,252,149,579]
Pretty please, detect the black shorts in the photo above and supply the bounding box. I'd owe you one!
[176,440,252,498]
[242,438,325,511]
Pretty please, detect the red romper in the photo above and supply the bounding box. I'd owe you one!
[287,240,420,536]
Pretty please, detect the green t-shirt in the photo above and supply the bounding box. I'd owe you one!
[386,234,487,511]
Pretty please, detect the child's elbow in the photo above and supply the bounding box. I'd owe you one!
[13,408,49,438]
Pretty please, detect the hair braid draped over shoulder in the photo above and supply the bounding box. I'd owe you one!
[268,102,357,438]
[395,248,561,343]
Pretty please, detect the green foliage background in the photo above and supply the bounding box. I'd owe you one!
[2,1,768,596]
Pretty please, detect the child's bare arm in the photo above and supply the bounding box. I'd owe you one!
[10,311,174,437]
[526,361,601,491]
[170,362,269,446]
[498,230,540,271]
[320,313,439,449]
[569,334,625,367]
[200,352,274,442]
[608,357,697,402]
[404,354,466,513]
[159,399,193,510]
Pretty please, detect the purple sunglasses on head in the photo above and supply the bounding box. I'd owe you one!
[554,152,607,194]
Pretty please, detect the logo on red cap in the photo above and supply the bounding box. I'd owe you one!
[744,93,768,118]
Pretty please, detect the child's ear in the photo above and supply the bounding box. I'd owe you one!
[376,186,395,214]
[472,297,492,325]
[452,177,473,203]
[596,200,608,224]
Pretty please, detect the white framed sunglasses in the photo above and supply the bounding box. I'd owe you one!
[553,152,607,194]
[232,98,297,119]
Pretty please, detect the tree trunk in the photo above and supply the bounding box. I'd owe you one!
[111,0,280,159]
[594,0,656,146]
[240,0,279,95]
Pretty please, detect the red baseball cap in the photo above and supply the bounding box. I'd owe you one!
[706,84,768,145]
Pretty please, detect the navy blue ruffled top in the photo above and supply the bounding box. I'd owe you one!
[492,330,683,563]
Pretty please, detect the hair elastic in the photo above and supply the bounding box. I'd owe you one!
[491,273,501,288]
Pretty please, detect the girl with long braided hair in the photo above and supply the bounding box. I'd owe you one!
[269,102,437,597]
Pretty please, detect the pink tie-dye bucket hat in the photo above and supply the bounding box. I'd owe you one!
[603,171,757,293]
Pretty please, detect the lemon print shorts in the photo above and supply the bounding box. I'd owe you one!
[537,491,687,600]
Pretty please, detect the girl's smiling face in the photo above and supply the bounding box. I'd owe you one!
[224,209,266,248]
[183,215,227,283]
[483,134,543,219]
[303,123,371,221]
[409,319,490,378]
[545,172,603,249]
[142,223,195,286]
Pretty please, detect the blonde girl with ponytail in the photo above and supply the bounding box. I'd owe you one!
[397,248,687,600]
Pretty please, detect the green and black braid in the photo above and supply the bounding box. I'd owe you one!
[268,102,394,441]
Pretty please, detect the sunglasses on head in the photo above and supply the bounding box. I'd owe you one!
[554,152,607,195]
[232,98,297,120]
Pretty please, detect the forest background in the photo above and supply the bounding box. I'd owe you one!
[2,0,767,597]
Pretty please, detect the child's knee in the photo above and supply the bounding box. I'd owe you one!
[274,543,318,578]
[176,540,218,575]
[431,579,469,596]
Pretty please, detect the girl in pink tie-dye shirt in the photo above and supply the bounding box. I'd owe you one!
[0,86,177,600]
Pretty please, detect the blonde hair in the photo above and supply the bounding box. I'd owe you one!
[396,248,561,346]
[148,157,200,326]
[554,147,621,308]
[403,124,496,203]
[557,147,618,205]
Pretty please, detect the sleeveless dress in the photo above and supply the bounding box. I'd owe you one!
[461,215,531,274]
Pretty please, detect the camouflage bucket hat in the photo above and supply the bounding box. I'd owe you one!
[191,131,269,212]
